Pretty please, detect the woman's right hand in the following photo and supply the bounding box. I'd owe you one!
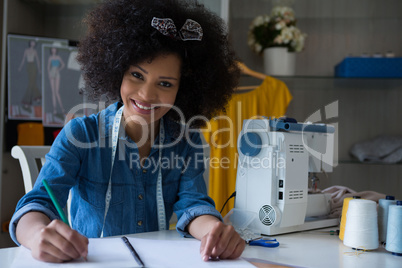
[16,212,88,263]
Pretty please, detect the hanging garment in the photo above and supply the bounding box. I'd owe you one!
[203,76,292,215]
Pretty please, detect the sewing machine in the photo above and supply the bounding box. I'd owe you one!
[233,118,339,236]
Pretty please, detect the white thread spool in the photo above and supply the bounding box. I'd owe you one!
[385,201,402,256]
[343,199,379,250]
[378,195,396,243]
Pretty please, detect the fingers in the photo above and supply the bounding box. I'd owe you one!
[217,228,245,259]
[47,220,88,259]
[31,220,88,263]
[31,239,71,263]
[200,223,220,261]
[200,222,245,261]
[220,235,245,259]
[51,220,88,258]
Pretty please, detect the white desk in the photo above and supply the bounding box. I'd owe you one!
[0,229,400,268]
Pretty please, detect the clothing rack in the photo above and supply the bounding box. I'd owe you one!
[237,61,267,80]
[235,62,267,92]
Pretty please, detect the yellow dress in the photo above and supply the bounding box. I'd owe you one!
[202,76,292,215]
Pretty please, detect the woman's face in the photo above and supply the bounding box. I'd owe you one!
[120,53,181,126]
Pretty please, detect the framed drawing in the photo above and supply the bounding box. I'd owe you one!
[7,34,68,120]
[41,44,86,127]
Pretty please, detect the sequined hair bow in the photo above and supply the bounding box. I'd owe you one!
[151,17,203,41]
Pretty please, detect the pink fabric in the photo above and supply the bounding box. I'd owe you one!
[321,185,386,218]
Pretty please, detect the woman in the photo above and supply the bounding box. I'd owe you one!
[10,0,244,263]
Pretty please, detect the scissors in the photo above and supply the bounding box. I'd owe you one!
[246,237,280,248]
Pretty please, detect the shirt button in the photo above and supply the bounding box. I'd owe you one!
[142,169,147,174]
[138,194,143,200]
[137,220,143,226]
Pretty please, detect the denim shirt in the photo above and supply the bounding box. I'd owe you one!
[10,102,221,245]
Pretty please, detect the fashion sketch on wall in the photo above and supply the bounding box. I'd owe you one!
[7,34,68,120]
[42,44,85,127]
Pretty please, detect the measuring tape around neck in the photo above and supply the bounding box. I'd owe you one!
[100,105,166,237]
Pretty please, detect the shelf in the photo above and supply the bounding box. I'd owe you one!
[21,0,101,4]
[338,159,402,166]
[240,74,402,80]
[239,75,402,90]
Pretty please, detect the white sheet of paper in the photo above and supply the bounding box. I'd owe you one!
[11,237,254,267]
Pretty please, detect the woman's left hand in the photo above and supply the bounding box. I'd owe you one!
[199,221,245,261]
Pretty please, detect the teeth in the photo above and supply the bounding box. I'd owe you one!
[135,101,155,110]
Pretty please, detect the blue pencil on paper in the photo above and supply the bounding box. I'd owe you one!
[42,179,70,226]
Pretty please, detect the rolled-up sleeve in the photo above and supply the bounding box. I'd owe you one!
[176,205,223,237]
[173,131,223,237]
[9,203,59,245]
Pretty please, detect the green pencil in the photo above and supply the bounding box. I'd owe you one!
[42,179,70,226]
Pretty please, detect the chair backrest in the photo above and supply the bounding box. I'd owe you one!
[11,145,72,224]
[11,145,51,194]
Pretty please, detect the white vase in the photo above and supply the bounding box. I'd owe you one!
[263,47,296,76]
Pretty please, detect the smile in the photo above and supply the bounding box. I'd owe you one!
[135,101,155,110]
[131,99,159,114]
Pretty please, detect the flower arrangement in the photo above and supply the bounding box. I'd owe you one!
[248,6,307,55]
